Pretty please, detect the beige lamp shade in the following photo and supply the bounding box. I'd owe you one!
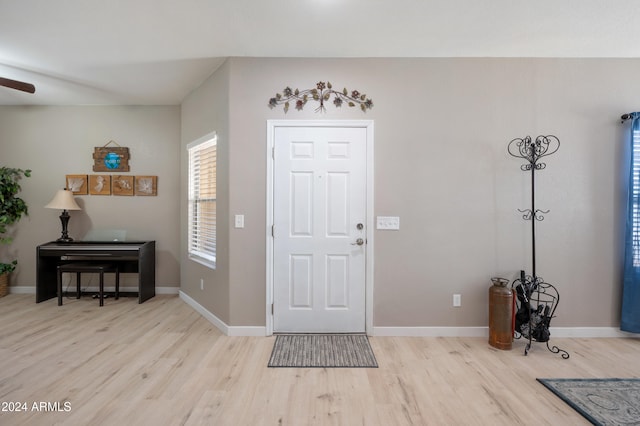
[45,189,81,211]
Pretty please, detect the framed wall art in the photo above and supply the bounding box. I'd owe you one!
[93,140,130,172]
[89,175,111,195]
[135,176,157,196]
[112,175,134,196]
[66,174,88,195]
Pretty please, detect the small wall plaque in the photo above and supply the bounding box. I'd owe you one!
[112,175,134,196]
[93,141,130,172]
[135,176,157,196]
[66,174,88,195]
[89,175,112,195]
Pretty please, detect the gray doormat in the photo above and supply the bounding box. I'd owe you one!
[268,334,378,368]
[537,378,640,425]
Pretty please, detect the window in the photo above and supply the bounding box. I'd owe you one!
[187,133,217,267]
[633,128,640,267]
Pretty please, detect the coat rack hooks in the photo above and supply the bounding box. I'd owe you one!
[508,135,569,359]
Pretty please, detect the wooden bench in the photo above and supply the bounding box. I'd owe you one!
[57,263,119,307]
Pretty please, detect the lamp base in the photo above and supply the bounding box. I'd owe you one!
[58,210,73,242]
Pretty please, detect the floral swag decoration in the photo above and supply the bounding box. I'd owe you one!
[269,81,373,113]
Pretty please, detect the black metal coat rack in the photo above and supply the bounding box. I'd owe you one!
[507,135,569,359]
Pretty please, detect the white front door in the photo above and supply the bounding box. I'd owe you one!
[273,125,368,333]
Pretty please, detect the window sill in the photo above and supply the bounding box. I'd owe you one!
[189,255,216,270]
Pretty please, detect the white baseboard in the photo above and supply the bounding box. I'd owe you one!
[549,327,640,338]
[372,327,488,337]
[372,326,639,338]
[12,284,638,339]
[9,286,180,295]
[7,286,34,294]
[179,290,266,337]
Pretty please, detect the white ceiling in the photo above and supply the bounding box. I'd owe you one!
[1,0,639,106]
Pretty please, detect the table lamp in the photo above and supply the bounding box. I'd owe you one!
[45,189,81,242]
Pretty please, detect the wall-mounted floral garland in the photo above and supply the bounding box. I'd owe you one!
[269,81,373,113]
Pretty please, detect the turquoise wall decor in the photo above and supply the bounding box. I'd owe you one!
[93,141,130,172]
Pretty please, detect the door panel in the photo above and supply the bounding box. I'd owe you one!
[326,172,349,236]
[290,254,312,308]
[273,126,367,333]
[291,172,313,236]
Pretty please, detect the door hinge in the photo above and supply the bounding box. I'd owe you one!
[271,303,274,315]
[272,147,275,160]
[271,225,275,238]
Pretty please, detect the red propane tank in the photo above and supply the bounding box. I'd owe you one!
[489,277,514,350]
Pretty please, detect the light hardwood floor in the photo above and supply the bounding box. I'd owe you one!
[0,294,638,425]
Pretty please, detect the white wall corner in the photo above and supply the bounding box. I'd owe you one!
[179,290,266,337]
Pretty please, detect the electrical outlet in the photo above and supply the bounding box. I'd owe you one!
[235,214,245,228]
[200,278,204,290]
[453,294,461,307]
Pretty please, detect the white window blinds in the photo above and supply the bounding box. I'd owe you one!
[188,134,217,267]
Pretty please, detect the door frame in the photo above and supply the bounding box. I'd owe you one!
[266,119,374,336]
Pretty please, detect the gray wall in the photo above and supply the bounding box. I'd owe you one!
[0,106,181,289]
[180,60,232,323]
[182,57,631,328]
[3,57,633,330]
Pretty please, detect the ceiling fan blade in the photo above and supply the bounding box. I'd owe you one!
[0,77,35,94]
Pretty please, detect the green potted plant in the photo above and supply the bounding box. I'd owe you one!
[0,167,31,297]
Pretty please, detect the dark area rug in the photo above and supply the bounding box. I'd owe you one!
[268,334,378,368]
[537,378,640,425]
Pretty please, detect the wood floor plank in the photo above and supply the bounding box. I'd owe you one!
[1,294,639,425]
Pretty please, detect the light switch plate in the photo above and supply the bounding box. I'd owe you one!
[234,214,244,228]
[453,294,461,307]
[377,216,400,230]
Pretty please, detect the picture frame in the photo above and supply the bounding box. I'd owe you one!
[93,143,130,172]
[65,174,88,195]
[89,175,111,195]
[112,175,134,196]
[135,176,157,196]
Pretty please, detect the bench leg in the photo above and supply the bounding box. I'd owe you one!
[115,269,120,300]
[57,269,63,306]
[76,272,81,299]
[99,271,104,307]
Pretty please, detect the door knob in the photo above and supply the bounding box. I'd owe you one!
[351,238,364,246]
